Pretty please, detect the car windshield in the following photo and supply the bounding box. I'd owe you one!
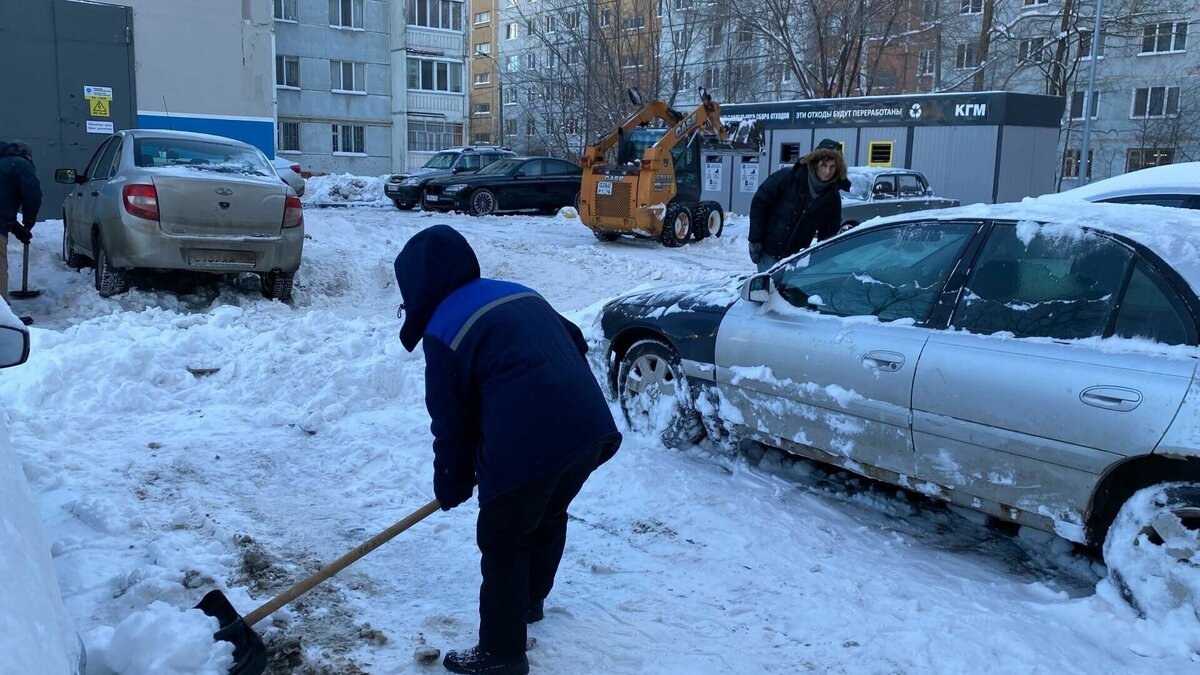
[423,152,458,169]
[846,171,874,201]
[133,138,273,176]
[476,158,524,176]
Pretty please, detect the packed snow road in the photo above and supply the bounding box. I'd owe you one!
[6,203,1198,674]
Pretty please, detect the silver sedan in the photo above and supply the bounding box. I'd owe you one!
[56,129,304,301]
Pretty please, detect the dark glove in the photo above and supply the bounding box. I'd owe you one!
[10,223,31,245]
[748,241,763,264]
[434,472,474,511]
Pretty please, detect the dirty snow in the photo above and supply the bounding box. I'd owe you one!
[3,200,1199,674]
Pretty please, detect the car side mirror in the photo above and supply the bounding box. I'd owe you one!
[924,188,935,196]
[55,168,79,184]
[0,323,30,368]
[452,166,466,173]
[740,274,772,303]
[514,171,526,178]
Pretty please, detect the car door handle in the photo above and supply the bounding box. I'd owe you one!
[1080,386,1142,412]
[863,350,905,372]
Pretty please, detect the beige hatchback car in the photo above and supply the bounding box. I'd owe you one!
[56,129,304,301]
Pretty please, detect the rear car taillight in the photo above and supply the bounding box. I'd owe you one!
[282,195,304,229]
[288,164,301,174]
[122,184,159,221]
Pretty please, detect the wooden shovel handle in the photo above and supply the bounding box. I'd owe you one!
[243,498,440,627]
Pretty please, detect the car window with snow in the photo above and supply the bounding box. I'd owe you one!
[846,171,873,201]
[953,224,1133,340]
[1112,259,1196,345]
[424,152,457,169]
[133,138,272,177]
[773,222,976,322]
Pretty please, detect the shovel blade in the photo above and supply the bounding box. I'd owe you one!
[196,590,268,675]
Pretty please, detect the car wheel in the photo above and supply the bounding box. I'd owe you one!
[1104,482,1200,618]
[660,203,691,248]
[393,200,416,211]
[62,217,90,269]
[92,231,128,297]
[469,189,498,217]
[593,230,620,242]
[616,339,705,448]
[838,221,859,234]
[260,270,295,302]
[692,201,725,240]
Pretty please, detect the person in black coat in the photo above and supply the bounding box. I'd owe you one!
[0,141,40,302]
[394,224,622,675]
[748,138,850,272]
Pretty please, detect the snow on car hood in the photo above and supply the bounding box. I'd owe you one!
[610,273,747,314]
[395,167,442,180]
[1034,162,1200,203]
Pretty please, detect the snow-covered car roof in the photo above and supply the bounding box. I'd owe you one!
[863,201,1200,295]
[847,166,921,177]
[1034,162,1200,203]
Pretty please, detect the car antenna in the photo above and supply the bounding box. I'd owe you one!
[162,95,174,130]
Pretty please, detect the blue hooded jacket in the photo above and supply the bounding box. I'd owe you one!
[394,225,620,508]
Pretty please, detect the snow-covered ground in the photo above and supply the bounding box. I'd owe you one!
[4,196,1198,674]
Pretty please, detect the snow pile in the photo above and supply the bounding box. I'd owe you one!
[85,602,234,675]
[302,173,392,207]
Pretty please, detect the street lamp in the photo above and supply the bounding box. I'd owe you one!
[1078,0,1103,185]
[473,52,504,147]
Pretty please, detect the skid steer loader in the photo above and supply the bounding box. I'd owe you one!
[579,88,728,247]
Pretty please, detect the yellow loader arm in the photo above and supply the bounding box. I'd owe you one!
[582,90,727,170]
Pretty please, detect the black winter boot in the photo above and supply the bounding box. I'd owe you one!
[526,599,544,624]
[442,646,529,675]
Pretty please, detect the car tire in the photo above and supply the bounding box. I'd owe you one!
[1103,482,1200,618]
[260,270,295,302]
[393,200,416,211]
[469,189,498,217]
[692,201,725,240]
[92,231,128,297]
[660,203,691,248]
[616,339,705,448]
[593,230,620,242]
[62,218,90,269]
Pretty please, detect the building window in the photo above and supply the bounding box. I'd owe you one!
[922,0,938,20]
[702,66,720,89]
[475,42,491,54]
[736,20,752,44]
[1062,149,1092,180]
[503,87,517,104]
[1022,0,1048,6]
[1079,29,1106,59]
[504,119,517,136]
[1131,86,1180,118]
[330,60,366,92]
[408,0,463,30]
[562,48,578,66]
[472,133,492,145]
[1141,21,1188,54]
[526,118,537,135]
[473,72,490,85]
[564,10,580,30]
[274,0,297,22]
[600,9,611,27]
[505,55,519,72]
[505,22,518,39]
[1126,148,1174,172]
[673,30,687,52]
[867,141,894,167]
[1019,37,1047,63]
[408,120,463,151]
[472,102,491,115]
[526,52,537,69]
[473,11,489,24]
[526,18,537,36]
[545,16,555,33]
[917,49,935,76]
[1069,91,1099,120]
[330,0,364,28]
[406,58,464,93]
[954,43,978,69]
[674,0,692,8]
[276,55,300,88]
[710,23,722,46]
[960,0,982,14]
[620,15,645,30]
[331,123,365,154]
[620,53,643,68]
[277,121,301,152]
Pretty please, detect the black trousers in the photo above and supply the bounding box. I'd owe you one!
[475,443,605,659]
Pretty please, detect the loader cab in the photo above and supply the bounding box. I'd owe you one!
[616,128,702,202]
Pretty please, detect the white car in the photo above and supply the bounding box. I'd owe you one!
[0,302,85,673]
[1039,162,1200,209]
[272,156,306,197]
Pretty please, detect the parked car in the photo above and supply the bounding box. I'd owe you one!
[840,167,959,232]
[384,146,515,210]
[56,129,304,301]
[597,200,1200,617]
[422,156,582,216]
[0,304,85,673]
[271,156,306,197]
[1038,161,1200,209]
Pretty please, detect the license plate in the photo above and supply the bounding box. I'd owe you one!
[385,185,399,194]
[426,195,439,202]
[596,181,613,196]
[189,250,255,267]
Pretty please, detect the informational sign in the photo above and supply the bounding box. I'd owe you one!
[85,85,113,118]
[86,120,114,134]
[704,162,722,192]
[739,160,759,193]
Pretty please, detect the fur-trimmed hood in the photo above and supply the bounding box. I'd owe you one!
[797,147,848,183]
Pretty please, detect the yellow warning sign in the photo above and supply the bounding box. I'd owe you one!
[88,97,110,117]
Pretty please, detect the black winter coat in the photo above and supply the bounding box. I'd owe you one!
[748,163,847,259]
[394,225,621,509]
[0,143,41,236]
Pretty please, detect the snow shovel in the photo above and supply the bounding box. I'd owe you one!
[10,242,41,299]
[197,498,441,675]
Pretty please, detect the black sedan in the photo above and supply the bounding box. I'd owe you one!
[422,156,582,216]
